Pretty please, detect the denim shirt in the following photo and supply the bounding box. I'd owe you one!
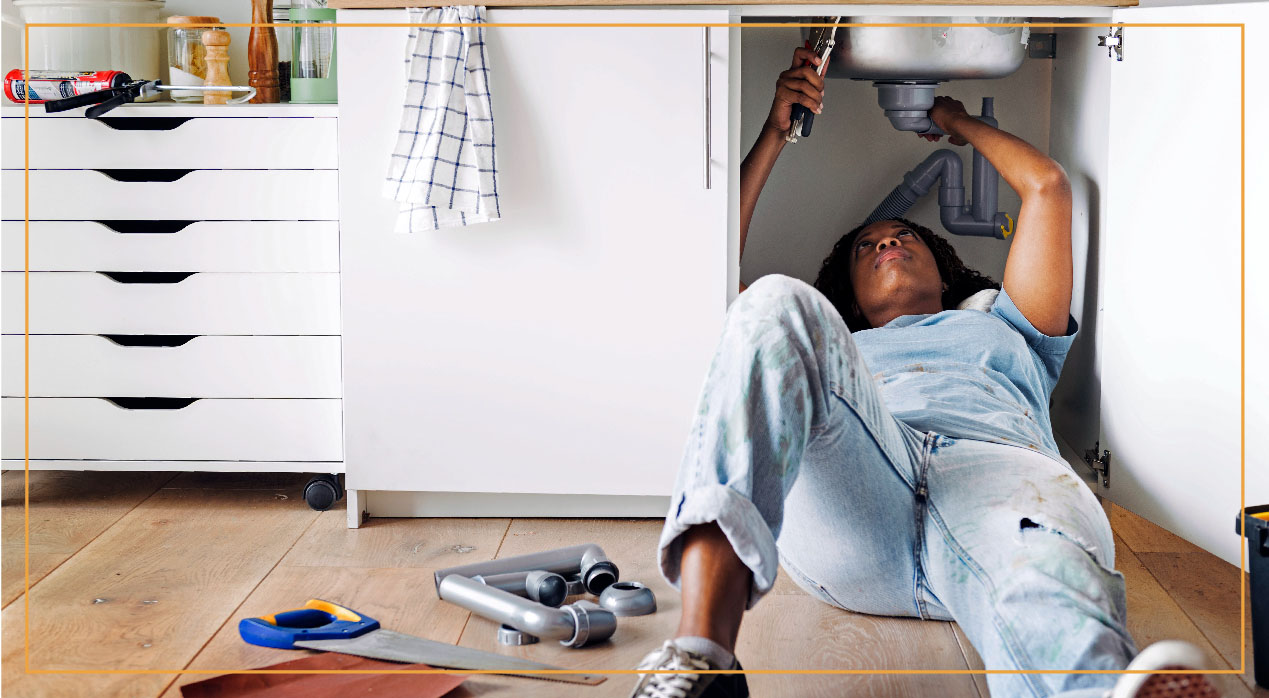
[852,287,1078,460]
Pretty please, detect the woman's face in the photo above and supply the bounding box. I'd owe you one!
[848,220,945,325]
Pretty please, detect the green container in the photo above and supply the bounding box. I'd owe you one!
[289,7,337,104]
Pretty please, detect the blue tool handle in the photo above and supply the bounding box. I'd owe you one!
[238,599,380,649]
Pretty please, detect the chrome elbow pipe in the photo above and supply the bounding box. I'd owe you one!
[434,543,620,596]
[438,574,617,648]
[472,570,569,608]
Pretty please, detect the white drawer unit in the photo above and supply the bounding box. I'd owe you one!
[1,116,338,169]
[1,397,343,462]
[2,169,339,221]
[2,272,340,335]
[1,105,344,484]
[2,335,342,398]
[1,221,339,272]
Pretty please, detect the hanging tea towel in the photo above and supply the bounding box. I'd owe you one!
[384,6,500,232]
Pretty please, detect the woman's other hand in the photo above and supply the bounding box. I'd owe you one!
[921,95,970,146]
[764,47,827,135]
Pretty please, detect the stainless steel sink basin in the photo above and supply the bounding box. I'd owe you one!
[812,17,1027,82]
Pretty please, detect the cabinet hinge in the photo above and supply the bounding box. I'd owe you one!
[1083,444,1111,488]
[1097,27,1124,62]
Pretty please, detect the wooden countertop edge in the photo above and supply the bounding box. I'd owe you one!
[329,0,1137,7]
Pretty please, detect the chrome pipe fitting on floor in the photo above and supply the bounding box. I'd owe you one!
[439,574,617,648]
[434,543,626,648]
[434,543,620,596]
[472,570,569,608]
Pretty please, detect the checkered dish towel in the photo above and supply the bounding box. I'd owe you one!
[384,6,500,232]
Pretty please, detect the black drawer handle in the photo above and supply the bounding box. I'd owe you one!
[95,117,193,132]
[98,272,196,284]
[104,397,199,410]
[100,335,197,347]
[94,169,194,183]
[97,221,196,234]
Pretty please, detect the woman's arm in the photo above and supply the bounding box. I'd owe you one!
[930,97,1073,336]
[738,48,828,292]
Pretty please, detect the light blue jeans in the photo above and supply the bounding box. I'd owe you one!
[658,275,1136,698]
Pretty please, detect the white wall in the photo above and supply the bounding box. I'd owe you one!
[1230,1,1268,535]
[738,24,1052,288]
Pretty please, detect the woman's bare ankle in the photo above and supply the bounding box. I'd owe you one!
[675,522,752,653]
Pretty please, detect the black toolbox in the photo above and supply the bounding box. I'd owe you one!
[1237,504,1268,688]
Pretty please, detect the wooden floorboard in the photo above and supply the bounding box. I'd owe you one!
[1,470,176,608]
[740,595,979,698]
[1114,534,1254,698]
[2,485,319,698]
[3,478,1264,698]
[162,513,511,697]
[447,518,979,698]
[1108,503,1207,554]
[1136,552,1262,695]
[951,622,990,698]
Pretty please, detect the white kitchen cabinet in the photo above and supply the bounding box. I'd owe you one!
[337,9,732,523]
[1,106,346,479]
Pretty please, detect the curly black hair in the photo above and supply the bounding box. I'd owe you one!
[812,217,1000,332]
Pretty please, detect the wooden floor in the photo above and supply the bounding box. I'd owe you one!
[1,470,1262,698]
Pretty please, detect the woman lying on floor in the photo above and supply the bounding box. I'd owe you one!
[627,46,1220,698]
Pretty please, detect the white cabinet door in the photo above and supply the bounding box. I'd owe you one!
[1100,5,1262,566]
[338,10,730,497]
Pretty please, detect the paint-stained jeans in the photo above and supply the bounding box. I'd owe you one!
[658,275,1136,698]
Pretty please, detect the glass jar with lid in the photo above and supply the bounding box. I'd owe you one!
[167,16,224,102]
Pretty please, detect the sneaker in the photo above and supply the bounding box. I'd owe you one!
[627,640,749,698]
[1109,640,1222,698]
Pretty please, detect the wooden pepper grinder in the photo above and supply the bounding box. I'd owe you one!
[248,0,280,103]
[201,30,232,105]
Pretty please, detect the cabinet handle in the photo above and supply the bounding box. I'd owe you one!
[94,169,194,183]
[95,117,193,132]
[98,272,196,284]
[104,397,199,410]
[100,334,197,347]
[703,26,712,190]
[97,220,196,234]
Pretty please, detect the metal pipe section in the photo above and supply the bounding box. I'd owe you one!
[472,570,569,608]
[864,98,1010,239]
[875,82,945,136]
[434,544,619,596]
[438,574,617,648]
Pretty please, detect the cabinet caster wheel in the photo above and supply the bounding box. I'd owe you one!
[304,474,344,511]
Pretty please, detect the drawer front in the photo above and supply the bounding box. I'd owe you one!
[1,170,338,221]
[2,272,340,334]
[1,117,337,169]
[3,335,341,398]
[2,221,339,272]
[1,397,342,461]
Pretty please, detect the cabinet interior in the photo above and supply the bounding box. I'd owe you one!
[739,18,1109,459]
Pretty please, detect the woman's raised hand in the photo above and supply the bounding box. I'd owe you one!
[764,47,828,135]
[920,95,970,146]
